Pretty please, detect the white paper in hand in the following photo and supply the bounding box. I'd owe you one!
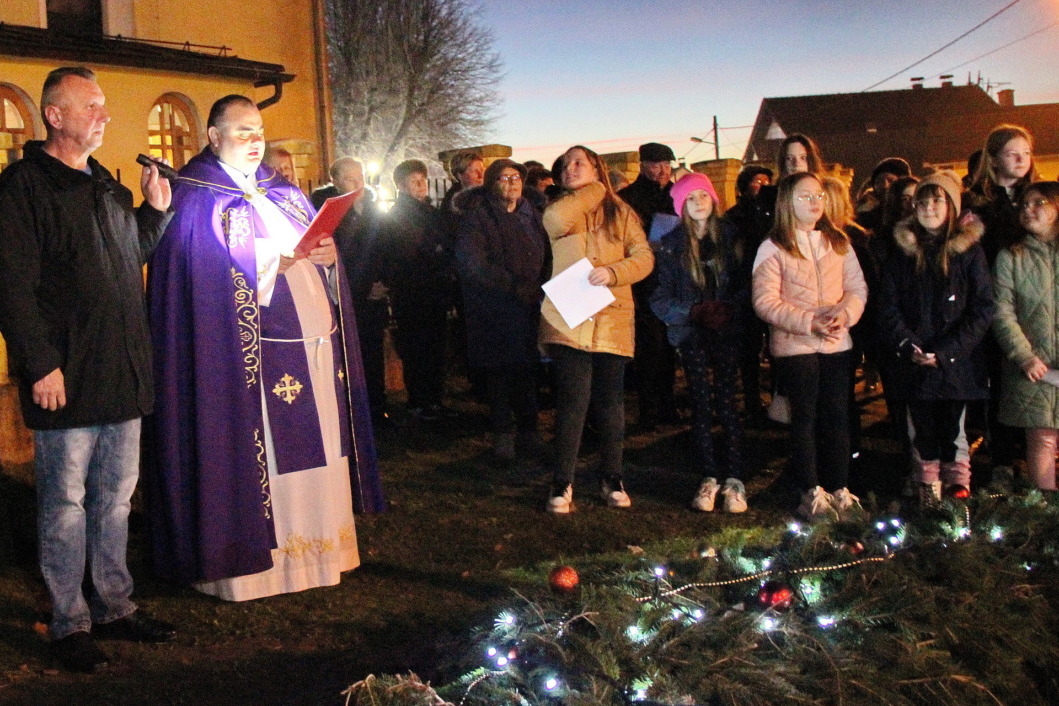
[1041,369,1059,388]
[542,257,616,329]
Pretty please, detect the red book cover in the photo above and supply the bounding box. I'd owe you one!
[292,189,360,258]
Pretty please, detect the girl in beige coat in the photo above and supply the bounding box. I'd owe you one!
[541,146,654,513]
[753,172,867,520]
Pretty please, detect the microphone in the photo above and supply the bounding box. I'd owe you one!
[136,154,178,181]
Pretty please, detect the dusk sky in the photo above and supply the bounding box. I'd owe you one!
[480,0,1059,166]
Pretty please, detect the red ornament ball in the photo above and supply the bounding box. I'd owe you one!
[844,540,865,555]
[758,580,793,611]
[549,565,580,593]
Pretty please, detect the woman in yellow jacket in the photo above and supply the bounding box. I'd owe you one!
[541,145,654,513]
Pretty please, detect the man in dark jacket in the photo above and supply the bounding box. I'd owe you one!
[618,142,679,429]
[619,142,676,229]
[380,159,457,420]
[0,67,175,673]
[332,165,390,426]
[311,155,366,210]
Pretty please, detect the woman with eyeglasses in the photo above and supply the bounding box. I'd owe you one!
[752,172,867,520]
[540,145,653,513]
[878,171,993,505]
[455,159,550,463]
[992,182,1059,492]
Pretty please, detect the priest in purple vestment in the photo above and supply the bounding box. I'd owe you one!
[145,95,384,601]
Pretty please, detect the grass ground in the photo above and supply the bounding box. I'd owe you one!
[0,376,921,705]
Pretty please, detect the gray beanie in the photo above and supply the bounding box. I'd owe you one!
[918,169,963,213]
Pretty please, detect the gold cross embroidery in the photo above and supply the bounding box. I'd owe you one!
[337,369,345,381]
[272,374,303,404]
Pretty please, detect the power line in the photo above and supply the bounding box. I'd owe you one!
[860,0,1024,92]
[929,17,1059,79]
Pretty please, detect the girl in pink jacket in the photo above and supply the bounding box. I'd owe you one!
[752,172,868,520]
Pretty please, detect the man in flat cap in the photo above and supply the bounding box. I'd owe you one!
[618,142,680,430]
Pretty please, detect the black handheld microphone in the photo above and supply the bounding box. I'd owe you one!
[136,154,178,181]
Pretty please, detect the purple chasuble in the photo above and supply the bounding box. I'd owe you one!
[145,147,384,586]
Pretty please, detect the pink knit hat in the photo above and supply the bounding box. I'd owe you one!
[670,172,719,215]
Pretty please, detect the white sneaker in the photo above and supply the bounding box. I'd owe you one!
[721,478,748,513]
[601,479,632,508]
[831,487,863,519]
[691,478,720,512]
[798,486,837,521]
[548,484,574,514]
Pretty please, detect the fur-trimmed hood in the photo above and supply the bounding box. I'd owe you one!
[893,212,985,258]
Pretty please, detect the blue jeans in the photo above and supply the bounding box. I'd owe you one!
[35,419,140,639]
[549,345,627,487]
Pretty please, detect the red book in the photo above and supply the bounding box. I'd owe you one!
[292,189,360,258]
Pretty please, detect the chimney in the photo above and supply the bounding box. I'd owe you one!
[998,89,1015,108]
[940,74,954,88]
[911,77,924,90]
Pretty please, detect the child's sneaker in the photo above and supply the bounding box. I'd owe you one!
[601,479,632,508]
[721,478,748,513]
[831,487,863,519]
[548,484,574,514]
[798,486,837,521]
[691,478,720,512]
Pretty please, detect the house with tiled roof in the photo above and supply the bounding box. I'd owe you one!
[743,81,1059,188]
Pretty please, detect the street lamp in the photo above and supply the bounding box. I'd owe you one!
[689,115,721,160]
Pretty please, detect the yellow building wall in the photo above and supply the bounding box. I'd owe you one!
[0,0,330,190]
[0,57,251,191]
[0,1,44,27]
[133,0,330,187]
[0,0,332,381]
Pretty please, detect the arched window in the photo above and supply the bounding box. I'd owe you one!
[0,85,36,172]
[148,94,199,170]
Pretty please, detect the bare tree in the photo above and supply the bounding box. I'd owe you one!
[326,0,503,172]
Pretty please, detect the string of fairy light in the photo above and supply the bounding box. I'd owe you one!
[457,494,1025,705]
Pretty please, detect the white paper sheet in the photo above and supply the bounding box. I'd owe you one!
[541,257,616,329]
[1041,369,1059,388]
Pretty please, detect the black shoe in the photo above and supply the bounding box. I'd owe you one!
[52,631,109,673]
[95,611,176,643]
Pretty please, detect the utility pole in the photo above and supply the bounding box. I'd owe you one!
[688,116,722,161]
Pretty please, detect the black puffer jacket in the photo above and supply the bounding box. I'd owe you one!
[0,141,170,429]
[877,215,994,401]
